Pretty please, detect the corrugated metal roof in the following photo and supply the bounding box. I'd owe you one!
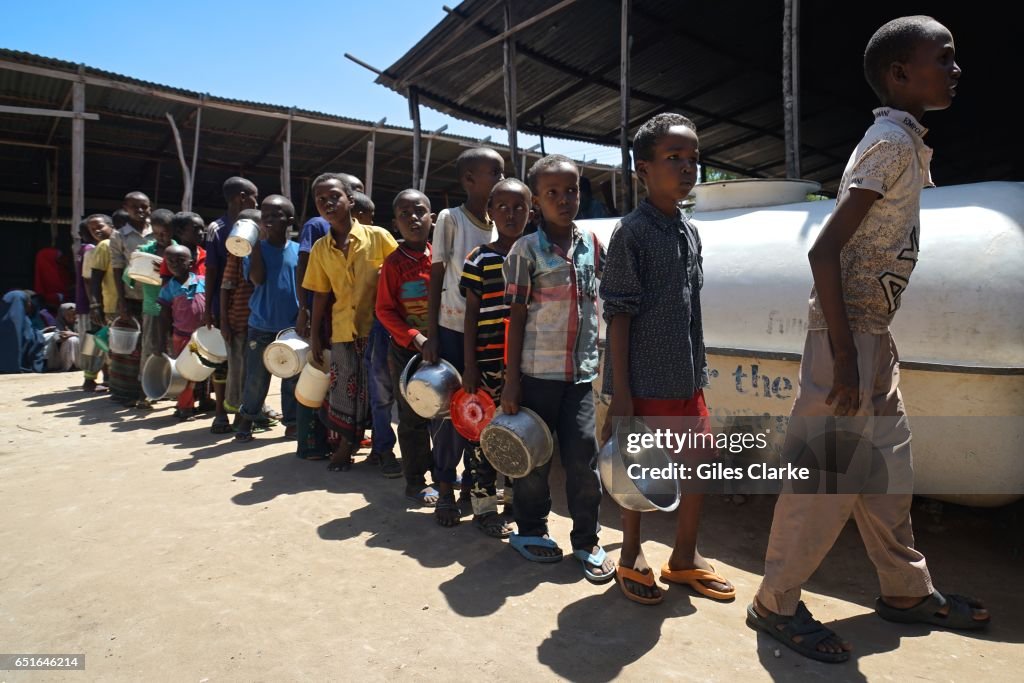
[0,47,619,222]
[378,0,1021,193]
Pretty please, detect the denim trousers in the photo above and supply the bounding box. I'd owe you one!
[388,341,433,487]
[240,327,297,427]
[364,319,396,454]
[513,375,602,551]
[430,326,472,484]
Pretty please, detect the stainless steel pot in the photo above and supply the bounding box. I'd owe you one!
[479,407,553,478]
[598,418,680,512]
[399,354,462,419]
[226,218,260,257]
[142,353,190,401]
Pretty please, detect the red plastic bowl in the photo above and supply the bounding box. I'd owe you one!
[450,388,496,442]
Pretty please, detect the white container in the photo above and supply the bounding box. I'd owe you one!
[295,353,330,408]
[226,219,260,258]
[174,344,215,382]
[582,180,1024,507]
[190,326,228,365]
[108,317,141,354]
[692,178,822,211]
[127,251,163,286]
[263,327,309,378]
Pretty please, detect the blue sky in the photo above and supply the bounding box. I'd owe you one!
[1,0,621,166]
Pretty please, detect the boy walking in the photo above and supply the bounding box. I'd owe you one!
[600,114,735,605]
[502,155,614,582]
[376,189,438,498]
[219,209,260,430]
[748,16,987,663]
[234,196,301,442]
[422,147,503,526]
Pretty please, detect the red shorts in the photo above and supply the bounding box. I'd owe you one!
[632,389,716,463]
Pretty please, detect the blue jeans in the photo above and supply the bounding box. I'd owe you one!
[240,328,297,427]
[431,326,471,484]
[364,319,396,454]
[513,375,601,551]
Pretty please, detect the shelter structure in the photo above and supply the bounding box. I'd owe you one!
[375,0,1019,209]
[0,48,616,293]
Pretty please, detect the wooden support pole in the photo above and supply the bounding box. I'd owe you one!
[365,132,376,199]
[503,0,519,179]
[620,0,634,212]
[421,124,448,192]
[282,107,293,200]
[71,69,85,247]
[188,97,203,211]
[154,160,161,207]
[409,87,421,188]
[783,0,801,178]
[165,112,191,211]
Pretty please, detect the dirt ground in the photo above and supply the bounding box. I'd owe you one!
[1,372,1021,682]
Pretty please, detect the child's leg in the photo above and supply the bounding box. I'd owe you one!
[171,333,195,417]
[235,329,275,438]
[365,320,397,456]
[512,375,565,556]
[321,340,372,470]
[280,373,299,433]
[388,343,434,496]
[225,332,246,412]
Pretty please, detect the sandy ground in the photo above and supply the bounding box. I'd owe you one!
[0,372,1021,682]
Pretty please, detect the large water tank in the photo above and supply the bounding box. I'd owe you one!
[582,180,1024,506]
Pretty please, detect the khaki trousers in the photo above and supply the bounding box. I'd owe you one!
[755,330,933,615]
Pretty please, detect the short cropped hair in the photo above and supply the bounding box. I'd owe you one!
[85,213,114,228]
[311,172,356,194]
[456,147,502,179]
[150,208,175,227]
[263,194,296,217]
[237,208,261,223]
[392,189,430,211]
[351,191,375,214]
[864,16,944,101]
[633,113,697,163]
[77,219,93,243]
[488,178,532,204]
[170,211,204,234]
[111,209,130,228]
[222,176,257,202]
[123,191,150,203]
[526,154,578,193]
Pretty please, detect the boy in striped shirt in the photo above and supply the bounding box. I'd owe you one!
[459,178,531,538]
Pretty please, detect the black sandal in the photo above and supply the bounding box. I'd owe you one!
[435,494,461,527]
[745,601,849,663]
[327,456,353,472]
[473,512,513,538]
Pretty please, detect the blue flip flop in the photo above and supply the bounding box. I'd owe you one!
[573,546,615,583]
[509,534,563,563]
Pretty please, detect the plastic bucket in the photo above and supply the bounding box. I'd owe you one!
[142,353,190,400]
[174,344,216,382]
[295,352,330,408]
[190,327,228,365]
[127,251,163,286]
[262,327,309,378]
[108,317,141,355]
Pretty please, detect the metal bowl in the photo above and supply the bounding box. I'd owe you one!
[480,407,553,478]
[226,218,260,257]
[399,354,462,419]
[598,418,680,512]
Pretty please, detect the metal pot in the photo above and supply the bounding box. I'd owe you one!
[142,353,190,401]
[479,407,553,478]
[226,218,260,257]
[597,418,680,512]
[399,354,462,419]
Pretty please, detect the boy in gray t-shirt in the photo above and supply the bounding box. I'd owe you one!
[748,15,988,664]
